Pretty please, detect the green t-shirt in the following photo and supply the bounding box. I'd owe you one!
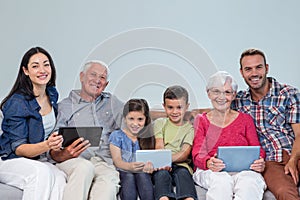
[154,118,194,173]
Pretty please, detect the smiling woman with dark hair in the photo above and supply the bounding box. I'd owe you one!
[0,47,66,200]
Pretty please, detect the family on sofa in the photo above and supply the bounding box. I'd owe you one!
[0,47,299,200]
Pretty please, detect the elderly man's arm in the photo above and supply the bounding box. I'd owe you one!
[284,123,300,185]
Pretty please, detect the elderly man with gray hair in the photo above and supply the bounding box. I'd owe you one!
[50,60,124,200]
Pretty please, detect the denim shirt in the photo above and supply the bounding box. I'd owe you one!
[0,86,58,160]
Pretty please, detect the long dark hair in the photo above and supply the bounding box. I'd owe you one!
[123,99,155,150]
[1,47,56,109]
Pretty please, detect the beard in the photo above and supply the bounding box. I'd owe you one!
[246,75,268,90]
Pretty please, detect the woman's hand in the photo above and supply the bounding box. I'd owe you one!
[251,157,265,173]
[47,132,63,151]
[207,156,225,172]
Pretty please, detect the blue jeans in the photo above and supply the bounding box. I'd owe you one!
[119,170,154,200]
[153,165,197,200]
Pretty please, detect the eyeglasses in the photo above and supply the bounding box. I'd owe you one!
[209,89,234,96]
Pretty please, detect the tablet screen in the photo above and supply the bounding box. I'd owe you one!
[58,127,103,147]
[217,146,260,172]
[136,149,172,168]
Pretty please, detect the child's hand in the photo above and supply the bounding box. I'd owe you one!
[157,166,172,172]
[143,162,154,174]
[130,162,145,172]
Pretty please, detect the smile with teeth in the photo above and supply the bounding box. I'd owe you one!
[130,126,140,132]
[38,74,48,79]
[91,84,100,89]
[216,100,227,105]
[249,76,260,83]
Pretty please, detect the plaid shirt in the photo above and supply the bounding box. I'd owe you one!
[232,77,300,162]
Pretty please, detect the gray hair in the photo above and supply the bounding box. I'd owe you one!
[81,60,110,79]
[206,71,238,92]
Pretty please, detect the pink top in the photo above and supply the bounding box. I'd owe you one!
[192,112,265,170]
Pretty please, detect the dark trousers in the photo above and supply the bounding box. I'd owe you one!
[263,150,300,200]
[152,164,197,200]
[119,170,154,200]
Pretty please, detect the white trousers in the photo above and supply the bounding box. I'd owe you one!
[56,156,120,200]
[193,168,266,200]
[0,157,66,200]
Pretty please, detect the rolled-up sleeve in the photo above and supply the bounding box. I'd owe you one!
[1,97,29,157]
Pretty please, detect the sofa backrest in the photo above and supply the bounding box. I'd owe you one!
[150,108,211,124]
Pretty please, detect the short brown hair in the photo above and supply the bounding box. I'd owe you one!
[239,48,267,69]
[163,85,189,104]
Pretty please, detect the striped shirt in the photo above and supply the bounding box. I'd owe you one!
[232,77,300,162]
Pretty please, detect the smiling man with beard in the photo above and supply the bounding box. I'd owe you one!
[232,48,300,200]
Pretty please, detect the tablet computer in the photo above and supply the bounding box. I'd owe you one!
[217,146,260,172]
[136,149,172,168]
[58,127,103,147]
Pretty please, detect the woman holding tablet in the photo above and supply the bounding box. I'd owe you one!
[192,71,266,200]
[0,47,66,200]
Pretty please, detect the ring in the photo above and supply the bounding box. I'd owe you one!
[211,162,214,166]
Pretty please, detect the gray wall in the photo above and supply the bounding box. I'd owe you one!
[1,0,299,108]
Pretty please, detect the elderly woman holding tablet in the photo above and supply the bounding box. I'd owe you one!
[192,71,266,200]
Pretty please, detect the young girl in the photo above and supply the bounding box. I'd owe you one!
[109,99,155,200]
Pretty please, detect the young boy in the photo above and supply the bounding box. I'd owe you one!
[153,85,198,200]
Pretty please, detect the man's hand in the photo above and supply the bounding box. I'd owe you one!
[285,124,300,185]
[63,138,91,158]
[284,157,299,185]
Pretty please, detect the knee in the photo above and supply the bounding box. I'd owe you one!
[273,184,298,199]
[211,172,233,188]
[237,171,265,187]
[154,170,170,181]
[74,159,94,173]
[71,159,95,181]
[29,162,56,186]
[119,171,134,182]
[55,168,67,187]
[175,167,190,177]
[33,162,55,177]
